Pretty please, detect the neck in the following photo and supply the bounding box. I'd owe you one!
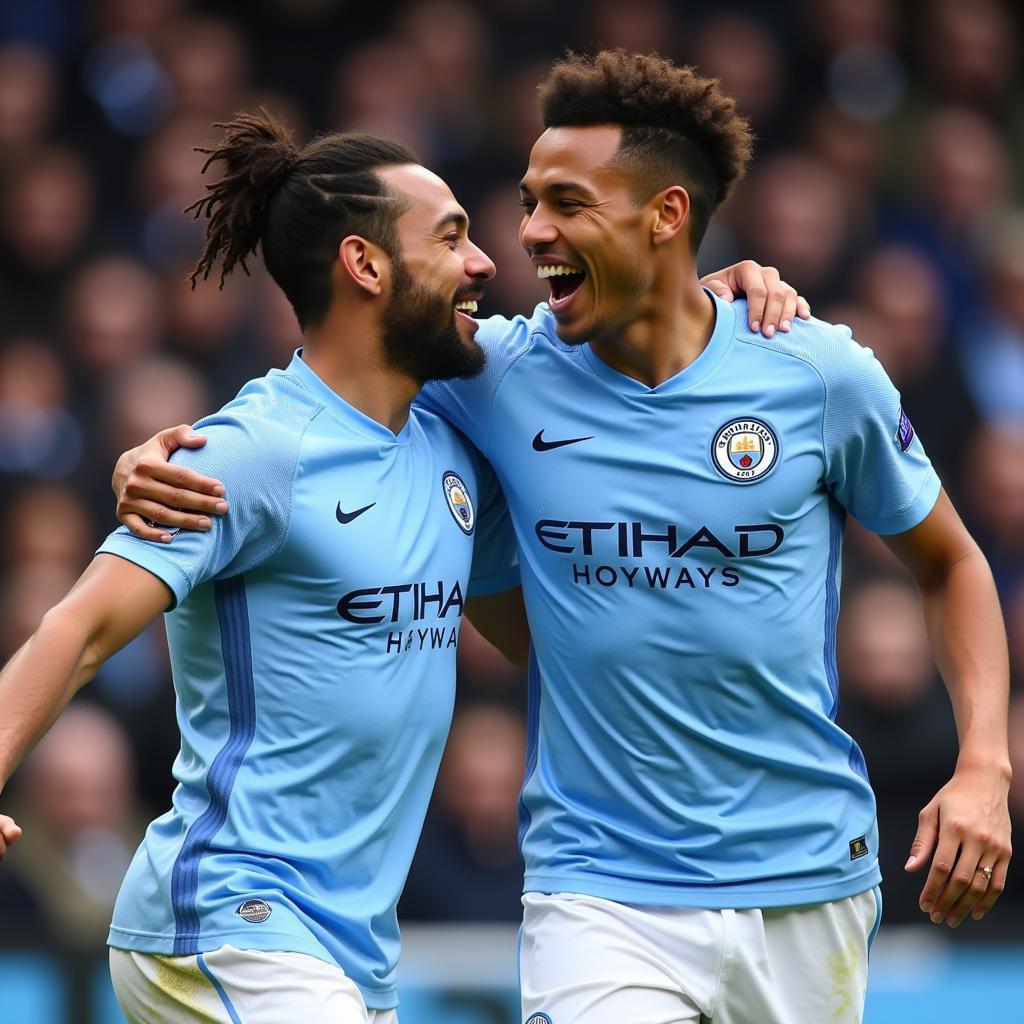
[590,271,715,388]
[301,306,419,436]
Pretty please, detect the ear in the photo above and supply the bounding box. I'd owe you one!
[650,185,690,247]
[338,235,387,296]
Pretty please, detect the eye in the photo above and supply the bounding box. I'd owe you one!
[443,233,460,249]
[558,199,582,212]
[517,199,536,212]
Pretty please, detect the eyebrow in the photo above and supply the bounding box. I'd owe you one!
[518,180,598,201]
[433,211,468,234]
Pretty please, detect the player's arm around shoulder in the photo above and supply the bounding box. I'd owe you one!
[112,406,299,547]
[883,492,1012,929]
[114,423,229,542]
[0,554,172,859]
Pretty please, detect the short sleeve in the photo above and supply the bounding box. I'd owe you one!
[98,409,302,606]
[467,456,520,597]
[822,331,941,534]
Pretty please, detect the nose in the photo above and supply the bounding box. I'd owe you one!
[520,206,557,251]
[465,240,495,281]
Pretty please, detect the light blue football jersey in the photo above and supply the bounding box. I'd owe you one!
[99,350,518,1010]
[421,291,941,909]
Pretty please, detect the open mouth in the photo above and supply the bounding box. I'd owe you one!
[453,297,479,321]
[537,264,586,306]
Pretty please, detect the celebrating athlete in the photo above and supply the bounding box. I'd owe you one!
[112,50,1011,1024]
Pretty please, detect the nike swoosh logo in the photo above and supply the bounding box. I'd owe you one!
[336,501,376,524]
[532,430,594,452]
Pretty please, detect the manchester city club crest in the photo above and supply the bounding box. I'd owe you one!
[711,417,780,483]
[525,1015,553,1024]
[442,471,475,534]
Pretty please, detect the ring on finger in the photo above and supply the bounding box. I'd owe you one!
[977,865,994,881]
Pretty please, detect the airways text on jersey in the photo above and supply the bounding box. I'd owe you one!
[536,517,784,590]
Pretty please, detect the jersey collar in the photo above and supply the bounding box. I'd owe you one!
[580,289,736,397]
[287,348,412,445]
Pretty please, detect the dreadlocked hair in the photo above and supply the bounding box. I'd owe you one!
[184,108,418,329]
[538,50,753,251]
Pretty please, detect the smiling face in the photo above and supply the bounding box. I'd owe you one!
[519,125,657,346]
[378,163,495,381]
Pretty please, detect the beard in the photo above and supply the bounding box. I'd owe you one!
[381,257,486,384]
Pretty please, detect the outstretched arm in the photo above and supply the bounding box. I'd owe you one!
[0,556,171,860]
[883,491,1012,928]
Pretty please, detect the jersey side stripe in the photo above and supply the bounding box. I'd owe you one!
[824,499,845,721]
[171,575,258,953]
[518,646,542,848]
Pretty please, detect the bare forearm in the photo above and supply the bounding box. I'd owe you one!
[0,607,98,786]
[919,548,1010,773]
[0,552,172,787]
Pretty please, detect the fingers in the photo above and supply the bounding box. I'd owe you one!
[122,499,213,535]
[701,261,805,337]
[969,857,1009,922]
[0,815,22,860]
[703,277,735,302]
[918,824,1011,927]
[944,857,1005,928]
[758,273,788,338]
[925,834,985,925]
[122,514,173,544]
[734,262,784,337]
[123,472,228,515]
[137,456,226,499]
[162,424,207,455]
[905,802,939,873]
[115,451,227,536]
[917,810,963,921]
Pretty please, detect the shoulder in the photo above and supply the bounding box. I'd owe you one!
[175,368,323,480]
[734,309,883,393]
[411,404,485,471]
[473,303,562,359]
[416,304,559,434]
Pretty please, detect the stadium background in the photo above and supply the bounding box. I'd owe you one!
[0,0,1022,1020]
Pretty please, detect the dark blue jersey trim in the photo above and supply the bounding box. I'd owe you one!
[518,645,541,849]
[824,500,844,721]
[171,575,258,954]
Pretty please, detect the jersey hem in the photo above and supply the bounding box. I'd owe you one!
[858,472,941,535]
[523,863,882,909]
[96,544,192,608]
[107,928,399,1009]
[467,566,521,597]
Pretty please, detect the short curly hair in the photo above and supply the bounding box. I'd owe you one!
[537,50,753,250]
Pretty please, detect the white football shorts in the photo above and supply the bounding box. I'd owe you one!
[109,944,399,1024]
[520,888,882,1024]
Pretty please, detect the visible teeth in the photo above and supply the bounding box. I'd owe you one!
[454,300,478,313]
[537,265,584,279]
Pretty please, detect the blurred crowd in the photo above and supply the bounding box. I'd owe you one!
[0,0,1022,949]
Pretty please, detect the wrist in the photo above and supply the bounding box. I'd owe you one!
[954,752,1012,782]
